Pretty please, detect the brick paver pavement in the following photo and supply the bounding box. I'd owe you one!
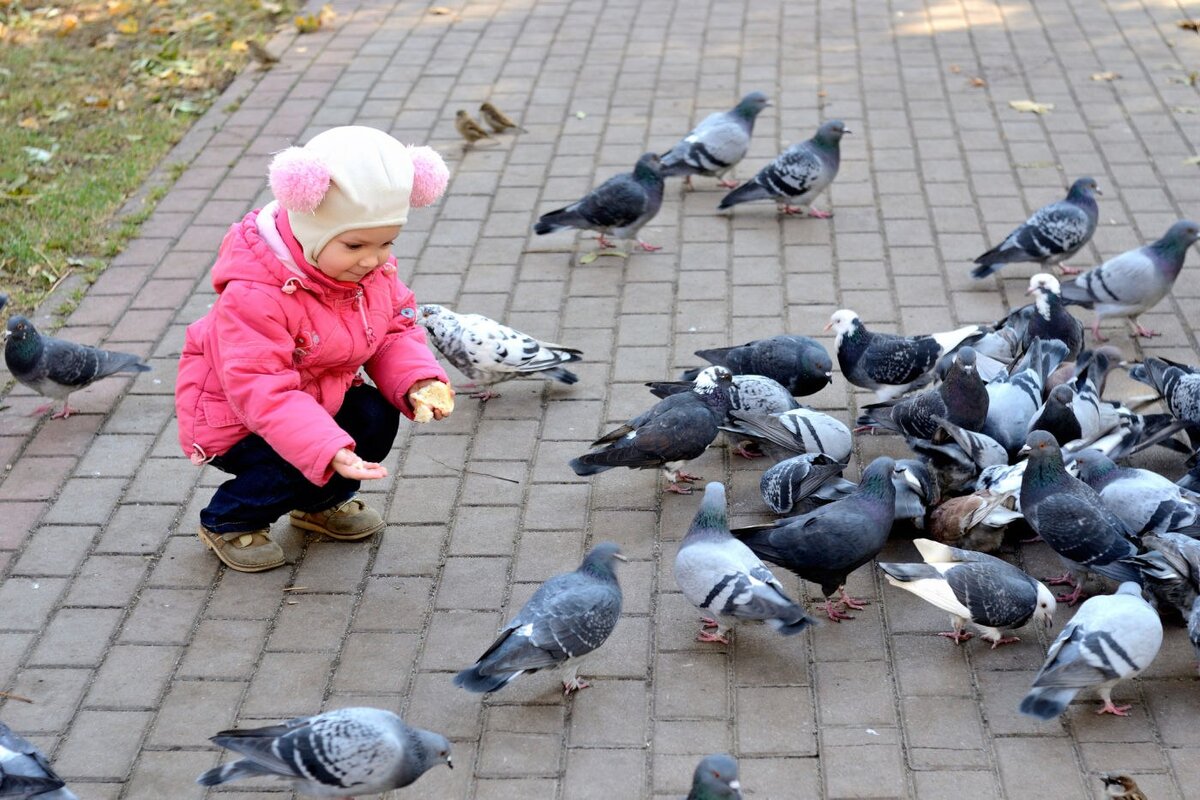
[3,0,1200,797]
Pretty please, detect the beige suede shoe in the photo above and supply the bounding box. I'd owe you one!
[198,525,286,572]
[289,496,385,541]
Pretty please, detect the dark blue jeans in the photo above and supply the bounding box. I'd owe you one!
[200,384,400,533]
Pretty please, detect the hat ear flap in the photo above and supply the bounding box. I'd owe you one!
[268,146,331,213]
[406,145,449,208]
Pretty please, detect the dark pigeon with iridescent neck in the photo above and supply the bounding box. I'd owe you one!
[534,152,665,251]
[972,177,1100,279]
[661,92,771,189]
[679,334,833,397]
[718,120,846,217]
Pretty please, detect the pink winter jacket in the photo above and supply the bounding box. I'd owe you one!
[175,204,448,486]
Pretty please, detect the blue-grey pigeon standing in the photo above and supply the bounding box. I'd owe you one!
[731,457,897,621]
[717,120,847,217]
[195,707,452,796]
[826,309,986,402]
[1060,220,1200,341]
[454,542,625,694]
[661,92,771,190]
[1019,431,1141,606]
[971,177,1100,279]
[570,366,734,493]
[534,152,665,252]
[674,482,817,643]
[0,721,78,799]
[417,303,581,400]
[879,538,1056,647]
[760,452,854,515]
[679,335,833,397]
[687,754,742,800]
[1072,448,1200,537]
[4,315,150,419]
[858,347,989,438]
[648,373,798,458]
[1019,582,1162,719]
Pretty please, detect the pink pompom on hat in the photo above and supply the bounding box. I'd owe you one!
[267,126,449,264]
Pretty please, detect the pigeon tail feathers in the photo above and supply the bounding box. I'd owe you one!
[718,180,771,209]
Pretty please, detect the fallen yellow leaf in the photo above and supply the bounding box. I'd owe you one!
[230,39,249,53]
[1008,99,1054,114]
[295,13,320,32]
[1090,71,1120,81]
[948,64,961,74]
[969,76,986,87]
[429,6,454,14]
[319,4,337,23]
[116,19,139,34]
[18,117,39,130]
[106,0,133,15]
[57,13,80,36]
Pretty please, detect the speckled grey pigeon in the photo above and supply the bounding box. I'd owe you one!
[972,177,1100,279]
[661,92,771,190]
[826,309,986,402]
[721,406,852,462]
[894,459,940,529]
[858,347,989,438]
[534,152,665,251]
[4,315,150,419]
[679,335,834,397]
[687,754,742,800]
[718,120,847,217]
[1128,356,1200,426]
[649,373,799,458]
[879,538,1056,647]
[929,491,1023,554]
[732,457,897,621]
[1019,431,1141,606]
[1061,220,1200,341]
[0,721,78,799]
[1029,384,1083,446]
[418,303,581,400]
[675,482,817,643]
[571,367,734,493]
[994,274,1085,361]
[1072,449,1200,537]
[908,416,1008,496]
[984,337,1070,458]
[455,542,625,694]
[1019,582,1161,719]
[1127,533,1200,669]
[195,707,452,796]
[760,452,855,514]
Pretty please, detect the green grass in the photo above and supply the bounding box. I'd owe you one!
[0,0,299,316]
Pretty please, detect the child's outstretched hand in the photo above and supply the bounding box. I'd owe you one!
[331,447,389,481]
[408,379,455,422]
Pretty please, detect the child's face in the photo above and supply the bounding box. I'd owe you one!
[315,224,403,283]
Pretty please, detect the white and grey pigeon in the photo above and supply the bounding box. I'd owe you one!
[1126,532,1200,669]
[1019,582,1162,719]
[570,367,734,494]
[879,538,1056,647]
[759,452,854,515]
[533,152,665,252]
[826,309,986,402]
[4,314,151,419]
[717,120,847,217]
[721,406,853,463]
[417,303,581,401]
[1128,356,1200,429]
[993,274,1085,361]
[687,753,742,800]
[660,91,771,190]
[674,482,817,643]
[195,707,452,797]
[679,335,834,397]
[1060,220,1200,340]
[971,177,1101,279]
[1071,448,1200,537]
[0,721,78,799]
[454,542,625,694]
[648,373,800,458]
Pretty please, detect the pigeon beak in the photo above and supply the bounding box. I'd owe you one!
[729,780,742,791]
[822,321,834,332]
[1017,444,1032,455]
[1093,188,1103,196]
[613,552,629,562]
[825,371,834,383]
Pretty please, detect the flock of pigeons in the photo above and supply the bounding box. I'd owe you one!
[4,88,1200,798]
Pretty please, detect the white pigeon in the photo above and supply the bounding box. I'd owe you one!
[418,303,582,400]
[1019,582,1162,719]
[196,707,452,796]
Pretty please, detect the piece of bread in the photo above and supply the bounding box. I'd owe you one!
[411,381,455,422]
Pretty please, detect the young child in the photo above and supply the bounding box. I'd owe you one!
[176,126,456,573]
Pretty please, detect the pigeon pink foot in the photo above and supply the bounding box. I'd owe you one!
[696,629,730,644]
[733,441,764,459]
[937,630,974,645]
[838,587,868,610]
[1056,584,1087,606]
[1045,571,1077,587]
[717,179,739,188]
[636,239,662,252]
[1057,264,1082,276]
[824,598,854,622]
[664,483,695,495]
[1132,322,1160,338]
[987,635,1021,649]
[1096,700,1132,716]
[469,389,501,401]
[806,208,833,219]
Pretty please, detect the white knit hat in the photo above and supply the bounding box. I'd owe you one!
[267,126,449,264]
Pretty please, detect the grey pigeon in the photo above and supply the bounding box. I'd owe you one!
[907,416,1008,496]
[195,707,452,796]
[1045,345,1124,397]
[984,337,1070,458]
[648,373,799,458]
[1019,582,1162,719]
[721,406,853,463]
[994,274,1085,361]
[674,482,817,643]
[1019,431,1141,606]
[570,366,734,493]
[893,459,939,529]
[1029,384,1083,446]
[826,309,986,402]
[687,753,742,800]
[1060,220,1200,340]
[760,452,854,514]
[679,335,834,397]
[0,721,78,799]
[454,542,625,694]
[879,538,1056,647]
[661,92,771,190]
[533,152,665,252]
[929,491,1023,554]
[717,120,847,217]
[4,315,150,419]
[1072,448,1200,536]
[1128,356,1200,427]
[731,456,897,621]
[858,347,989,438]
[417,303,581,400]
[971,177,1100,279]
[1126,533,1200,670]
[1062,350,1123,443]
